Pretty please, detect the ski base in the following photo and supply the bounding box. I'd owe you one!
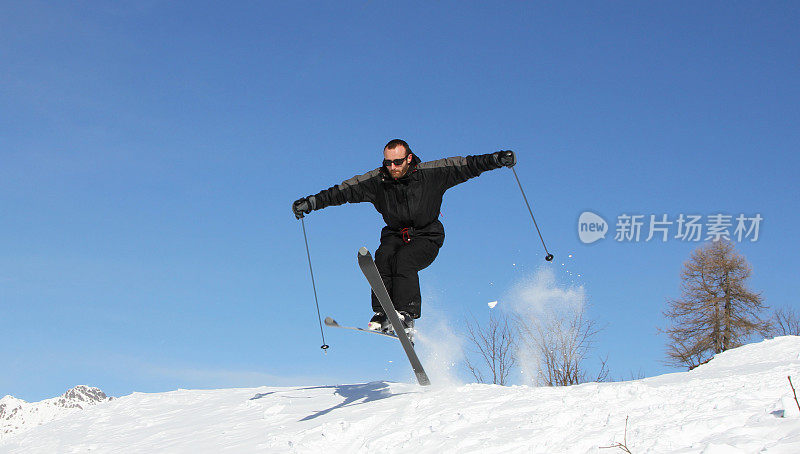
[357,246,430,386]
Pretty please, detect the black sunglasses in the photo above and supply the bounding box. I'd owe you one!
[383,155,409,167]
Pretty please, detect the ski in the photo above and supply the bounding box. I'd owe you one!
[324,316,400,340]
[357,247,430,386]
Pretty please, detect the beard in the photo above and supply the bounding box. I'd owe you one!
[390,167,407,179]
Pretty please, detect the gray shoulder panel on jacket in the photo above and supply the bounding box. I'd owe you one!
[339,168,382,188]
[417,157,467,170]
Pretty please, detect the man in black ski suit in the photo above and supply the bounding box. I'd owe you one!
[292,139,516,333]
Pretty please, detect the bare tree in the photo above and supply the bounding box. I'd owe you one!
[627,368,646,381]
[464,310,517,385]
[770,306,800,336]
[662,240,768,369]
[516,303,608,386]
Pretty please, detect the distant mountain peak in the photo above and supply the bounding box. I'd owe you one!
[58,386,111,409]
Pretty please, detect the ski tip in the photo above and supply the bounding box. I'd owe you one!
[358,246,369,256]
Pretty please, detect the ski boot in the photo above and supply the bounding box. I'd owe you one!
[398,311,415,332]
[397,311,416,342]
[368,312,390,333]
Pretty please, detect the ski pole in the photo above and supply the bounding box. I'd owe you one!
[300,217,329,351]
[511,166,554,262]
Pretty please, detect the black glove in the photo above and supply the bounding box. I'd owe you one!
[495,150,516,168]
[292,196,316,219]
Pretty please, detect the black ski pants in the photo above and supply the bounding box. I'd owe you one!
[371,234,439,319]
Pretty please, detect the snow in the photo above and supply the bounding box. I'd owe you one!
[0,386,111,442]
[2,337,800,453]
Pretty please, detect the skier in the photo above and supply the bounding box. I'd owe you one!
[292,139,516,335]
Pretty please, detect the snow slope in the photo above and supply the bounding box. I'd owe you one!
[0,386,111,441]
[2,337,800,453]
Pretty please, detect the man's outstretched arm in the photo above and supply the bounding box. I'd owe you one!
[419,150,516,190]
[291,168,382,219]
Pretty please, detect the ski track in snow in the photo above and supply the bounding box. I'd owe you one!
[2,337,800,453]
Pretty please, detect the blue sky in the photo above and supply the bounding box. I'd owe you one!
[2,1,798,401]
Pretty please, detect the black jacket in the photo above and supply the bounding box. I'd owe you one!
[310,153,503,247]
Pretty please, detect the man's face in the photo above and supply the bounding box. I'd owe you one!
[383,146,412,180]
